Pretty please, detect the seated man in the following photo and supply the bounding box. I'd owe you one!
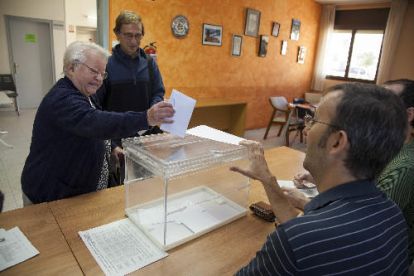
[290,79,414,266]
[231,83,409,274]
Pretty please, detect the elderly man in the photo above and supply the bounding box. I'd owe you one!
[231,83,409,274]
[95,10,165,183]
[21,41,174,205]
[291,79,414,267]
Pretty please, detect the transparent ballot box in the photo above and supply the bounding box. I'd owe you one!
[123,133,249,251]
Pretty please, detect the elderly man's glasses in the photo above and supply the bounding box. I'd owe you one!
[80,63,108,79]
[304,114,341,129]
[121,33,143,41]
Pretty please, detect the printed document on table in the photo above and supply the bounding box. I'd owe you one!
[79,218,168,276]
[160,89,196,138]
[186,125,245,145]
[0,227,40,272]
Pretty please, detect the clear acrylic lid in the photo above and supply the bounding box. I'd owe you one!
[123,133,248,178]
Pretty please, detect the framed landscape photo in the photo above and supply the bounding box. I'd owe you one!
[290,19,301,41]
[298,46,307,63]
[244,8,261,37]
[202,24,223,46]
[272,22,280,37]
[231,34,243,57]
[258,35,269,57]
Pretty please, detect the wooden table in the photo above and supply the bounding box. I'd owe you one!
[48,147,306,275]
[188,98,247,138]
[0,203,83,275]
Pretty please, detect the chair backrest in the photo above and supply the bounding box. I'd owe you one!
[0,74,16,92]
[270,97,288,116]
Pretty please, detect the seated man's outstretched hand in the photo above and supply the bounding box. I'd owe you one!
[230,140,273,183]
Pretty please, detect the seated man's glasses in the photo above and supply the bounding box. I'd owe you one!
[121,33,143,41]
[304,114,341,129]
[80,63,108,79]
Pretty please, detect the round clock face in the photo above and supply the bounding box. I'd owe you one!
[171,15,189,38]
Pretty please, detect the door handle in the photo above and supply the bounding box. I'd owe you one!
[14,63,19,74]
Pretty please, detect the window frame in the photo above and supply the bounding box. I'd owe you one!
[326,29,385,84]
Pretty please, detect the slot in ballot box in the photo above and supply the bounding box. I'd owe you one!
[123,133,249,251]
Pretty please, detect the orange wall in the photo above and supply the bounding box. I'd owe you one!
[109,0,322,130]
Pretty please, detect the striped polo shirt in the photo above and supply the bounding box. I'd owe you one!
[236,180,409,275]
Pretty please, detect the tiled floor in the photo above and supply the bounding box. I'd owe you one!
[0,108,306,213]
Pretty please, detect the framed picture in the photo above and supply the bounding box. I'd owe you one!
[244,8,261,37]
[231,34,243,57]
[258,35,269,57]
[290,19,301,41]
[281,40,288,55]
[272,22,280,37]
[202,24,223,46]
[298,46,307,64]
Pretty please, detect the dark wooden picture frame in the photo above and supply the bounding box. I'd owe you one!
[231,34,243,57]
[244,8,261,37]
[298,46,307,63]
[258,35,269,57]
[290,19,301,41]
[202,23,223,46]
[272,22,280,37]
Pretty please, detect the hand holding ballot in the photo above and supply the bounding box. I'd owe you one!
[147,101,175,126]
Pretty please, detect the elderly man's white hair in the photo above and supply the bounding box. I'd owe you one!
[63,41,110,74]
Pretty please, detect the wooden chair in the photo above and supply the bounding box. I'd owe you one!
[0,74,19,116]
[263,97,304,147]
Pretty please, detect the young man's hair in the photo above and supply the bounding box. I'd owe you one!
[325,83,407,180]
[113,10,145,36]
[383,78,414,127]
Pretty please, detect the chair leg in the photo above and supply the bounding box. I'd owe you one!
[277,124,285,136]
[263,124,271,139]
[14,97,20,116]
[285,130,290,147]
[263,110,276,139]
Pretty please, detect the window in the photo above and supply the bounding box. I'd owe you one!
[325,8,390,83]
[327,30,384,81]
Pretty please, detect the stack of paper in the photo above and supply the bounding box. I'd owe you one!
[0,227,39,272]
[79,219,168,276]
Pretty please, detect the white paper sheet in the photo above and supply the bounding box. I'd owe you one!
[186,125,245,145]
[178,205,221,233]
[278,180,319,198]
[160,89,196,138]
[79,219,168,276]
[0,227,40,272]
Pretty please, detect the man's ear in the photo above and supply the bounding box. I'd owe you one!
[407,107,414,123]
[328,130,349,156]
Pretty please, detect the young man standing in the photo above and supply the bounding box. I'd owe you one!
[96,10,166,182]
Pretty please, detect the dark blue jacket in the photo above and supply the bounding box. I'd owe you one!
[21,77,150,203]
[95,45,165,148]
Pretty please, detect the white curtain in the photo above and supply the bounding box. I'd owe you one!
[376,0,408,84]
[311,5,335,92]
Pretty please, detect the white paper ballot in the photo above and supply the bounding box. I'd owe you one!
[160,89,196,138]
[278,180,319,198]
[0,227,40,272]
[186,125,245,145]
[79,219,168,276]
